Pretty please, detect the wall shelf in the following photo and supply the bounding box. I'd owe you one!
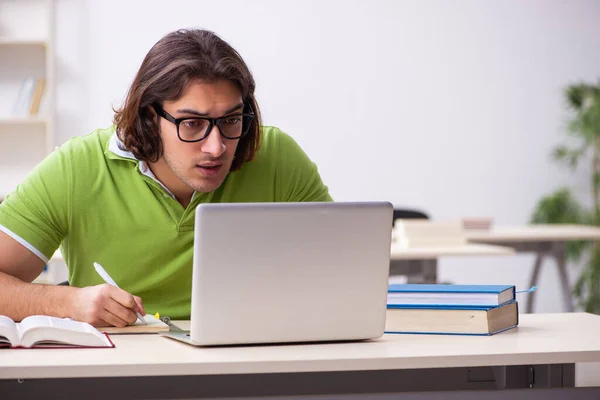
[0,38,48,47]
[0,0,55,199]
[0,116,49,126]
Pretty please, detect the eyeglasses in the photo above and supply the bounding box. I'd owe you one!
[152,103,255,143]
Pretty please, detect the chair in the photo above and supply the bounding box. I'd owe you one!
[390,208,438,284]
[393,209,429,221]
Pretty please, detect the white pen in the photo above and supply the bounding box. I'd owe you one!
[93,262,147,325]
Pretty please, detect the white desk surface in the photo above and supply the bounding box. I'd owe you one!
[2,312,599,380]
[466,224,600,243]
[390,243,515,260]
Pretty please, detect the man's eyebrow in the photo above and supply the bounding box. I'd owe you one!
[176,103,244,117]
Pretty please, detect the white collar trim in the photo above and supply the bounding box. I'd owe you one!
[108,133,177,200]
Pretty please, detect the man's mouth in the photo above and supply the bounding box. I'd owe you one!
[196,163,223,176]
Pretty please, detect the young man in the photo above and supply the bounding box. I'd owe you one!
[0,29,331,326]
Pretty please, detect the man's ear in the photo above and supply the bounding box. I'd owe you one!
[146,104,161,126]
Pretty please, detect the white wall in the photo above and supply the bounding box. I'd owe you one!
[54,0,600,313]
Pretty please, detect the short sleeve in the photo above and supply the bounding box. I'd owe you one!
[0,146,70,262]
[275,130,333,202]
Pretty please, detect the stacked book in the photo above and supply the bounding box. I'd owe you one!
[392,220,466,248]
[385,284,519,336]
[462,217,493,230]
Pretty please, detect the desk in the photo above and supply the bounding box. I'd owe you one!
[466,225,600,313]
[1,313,599,399]
[389,243,515,283]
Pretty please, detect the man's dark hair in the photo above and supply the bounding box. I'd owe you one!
[114,28,262,171]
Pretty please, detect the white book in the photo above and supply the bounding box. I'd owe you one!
[0,315,113,348]
[393,220,464,237]
[393,220,467,247]
[11,77,36,117]
[396,235,467,248]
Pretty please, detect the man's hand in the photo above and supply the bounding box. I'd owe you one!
[70,284,146,327]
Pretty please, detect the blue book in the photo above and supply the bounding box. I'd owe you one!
[387,284,515,307]
[385,300,519,336]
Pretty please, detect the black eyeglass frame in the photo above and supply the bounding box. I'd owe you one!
[152,103,255,143]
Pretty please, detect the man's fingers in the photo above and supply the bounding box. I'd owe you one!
[97,284,144,324]
[97,309,129,328]
[104,297,137,325]
[133,295,145,315]
[107,286,138,309]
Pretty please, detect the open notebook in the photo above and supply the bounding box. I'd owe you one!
[99,314,169,334]
[0,315,113,349]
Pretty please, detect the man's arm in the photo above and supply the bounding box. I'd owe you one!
[0,231,145,326]
[0,139,145,327]
[0,230,75,321]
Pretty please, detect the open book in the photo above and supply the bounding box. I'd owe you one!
[0,315,114,348]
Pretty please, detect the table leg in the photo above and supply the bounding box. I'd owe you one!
[526,252,544,313]
[553,242,574,312]
[423,258,438,283]
[389,259,438,284]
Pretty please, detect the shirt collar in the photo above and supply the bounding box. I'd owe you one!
[108,133,137,161]
[107,133,177,200]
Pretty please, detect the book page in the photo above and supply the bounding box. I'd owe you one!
[19,315,97,334]
[0,315,20,346]
[18,316,111,348]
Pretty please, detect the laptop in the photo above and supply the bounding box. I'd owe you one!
[161,201,393,346]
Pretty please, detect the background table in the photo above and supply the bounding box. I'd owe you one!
[389,243,515,283]
[467,225,600,313]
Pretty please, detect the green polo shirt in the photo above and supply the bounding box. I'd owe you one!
[0,125,331,318]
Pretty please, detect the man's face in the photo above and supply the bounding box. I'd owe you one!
[157,80,243,194]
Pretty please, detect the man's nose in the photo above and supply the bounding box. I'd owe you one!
[200,124,226,157]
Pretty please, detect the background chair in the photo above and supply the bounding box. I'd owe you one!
[393,208,429,221]
[390,208,438,284]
